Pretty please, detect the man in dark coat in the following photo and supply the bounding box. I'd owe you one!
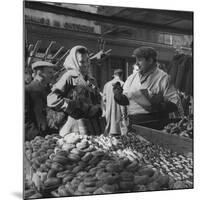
[25,61,56,141]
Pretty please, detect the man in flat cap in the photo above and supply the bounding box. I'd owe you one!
[25,61,56,141]
[113,46,181,129]
[102,68,126,136]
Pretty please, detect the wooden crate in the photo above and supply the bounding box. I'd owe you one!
[131,124,193,156]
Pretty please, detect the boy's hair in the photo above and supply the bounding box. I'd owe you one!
[133,46,158,62]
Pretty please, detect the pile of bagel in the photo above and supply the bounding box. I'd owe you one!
[25,133,176,197]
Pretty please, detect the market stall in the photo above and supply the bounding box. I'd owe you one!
[24,130,193,198]
[24,2,193,199]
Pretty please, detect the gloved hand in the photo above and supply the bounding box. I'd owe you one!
[112,82,123,94]
[88,105,102,118]
[64,99,103,119]
[112,82,129,106]
[65,100,85,119]
[149,92,164,105]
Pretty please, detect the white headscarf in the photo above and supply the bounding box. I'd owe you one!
[63,45,89,73]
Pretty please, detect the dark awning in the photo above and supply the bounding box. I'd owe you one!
[25,1,193,35]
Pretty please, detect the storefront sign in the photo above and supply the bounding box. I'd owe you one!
[25,9,100,34]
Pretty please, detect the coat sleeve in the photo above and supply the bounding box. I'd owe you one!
[88,77,102,105]
[156,74,180,113]
[25,89,40,140]
[102,83,107,112]
[47,72,74,112]
[32,90,47,130]
[162,75,180,105]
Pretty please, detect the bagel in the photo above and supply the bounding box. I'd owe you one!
[56,170,71,179]
[106,163,121,172]
[134,175,149,185]
[64,133,81,144]
[74,190,83,196]
[32,157,41,166]
[93,187,105,194]
[104,172,120,184]
[65,183,75,195]
[38,155,48,163]
[58,185,69,196]
[64,164,75,171]
[40,172,47,182]
[49,153,56,160]
[77,182,86,193]
[138,167,155,177]
[96,180,104,188]
[147,181,161,191]
[46,148,54,155]
[85,186,97,193]
[28,193,43,199]
[52,156,69,165]
[92,150,105,157]
[78,161,87,168]
[88,167,99,175]
[120,171,134,181]
[68,153,81,162]
[71,178,82,190]
[81,152,93,162]
[134,184,147,192]
[156,175,169,187]
[51,191,60,197]
[62,144,75,152]
[45,160,52,168]
[72,166,82,174]
[119,181,134,190]
[56,150,68,157]
[84,176,97,187]
[89,156,100,166]
[101,184,118,193]
[81,145,95,153]
[51,162,64,172]
[97,160,110,168]
[96,171,110,181]
[47,169,57,178]
[70,148,84,156]
[77,171,87,177]
[40,163,48,172]
[54,147,62,154]
[76,141,89,150]
[126,160,139,172]
[146,170,160,183]
[44,177,61,187]
[63,174,74,183]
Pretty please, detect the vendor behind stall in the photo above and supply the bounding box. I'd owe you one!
[113,46,181,129]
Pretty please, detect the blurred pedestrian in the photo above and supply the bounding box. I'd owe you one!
[103,69,126,136]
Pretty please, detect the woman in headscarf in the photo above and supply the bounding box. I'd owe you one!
[47,45,102,136]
